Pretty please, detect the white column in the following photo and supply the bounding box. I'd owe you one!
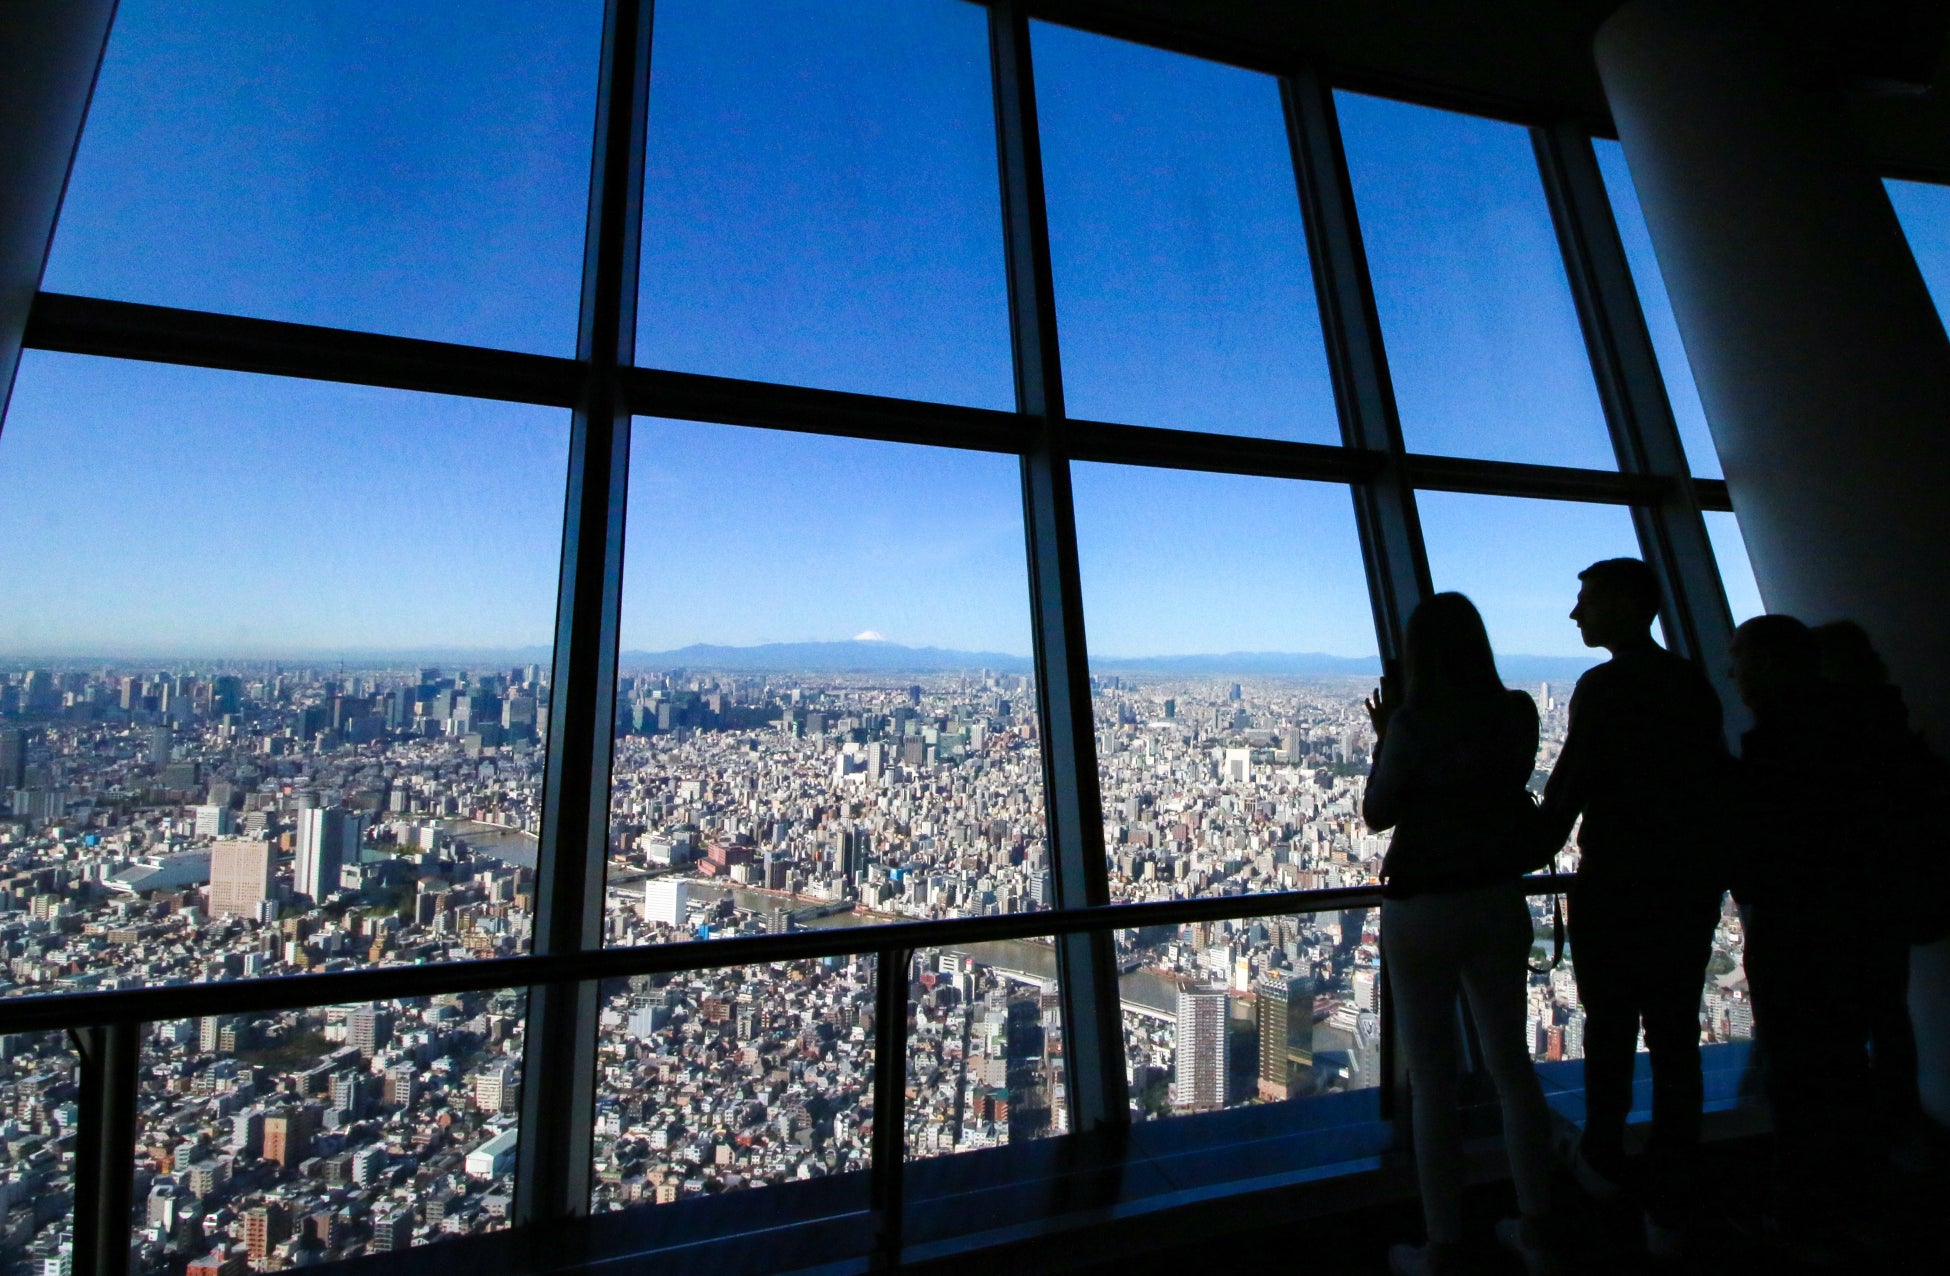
[0,0,118,418]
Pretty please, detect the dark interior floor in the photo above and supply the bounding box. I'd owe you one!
[1041,1133,1950,1275]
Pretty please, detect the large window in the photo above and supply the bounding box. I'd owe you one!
[2,5,1760,1274]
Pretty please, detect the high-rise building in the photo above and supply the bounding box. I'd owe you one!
[262,1109,313,1168]
[0,729,25,789]
[370,1205,412,1253]
[1171,987,1229,1112]
[1255,973,1314,1101]
[347,1004,392,1059]
[192,804,234,837]
[475,1060,518,1113]
[243,1203,289,1266]
[207,839,271,917]
[643,878,690,927]
[293,807,363,902]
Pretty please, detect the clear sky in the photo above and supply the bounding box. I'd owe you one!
[4,0,1937,663]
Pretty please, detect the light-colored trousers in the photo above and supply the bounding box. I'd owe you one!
[1382,879,1554,1244]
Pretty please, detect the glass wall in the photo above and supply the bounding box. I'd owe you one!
[603,421,1045,944]
[1337,93,1614,469]
[1592,139,1722,479]
[134,992,526,1271]
[0,355,566,1000]
[590,957,876,1210]
[1034,25,1338,442]
[1121,907,1383,1120]
[905,943,1067,1158]
[637,0,1011,407]
[1072,466,1379,903]
[0,0,1774,1262]
[43,0,602,354]
[0,1035,79,1276]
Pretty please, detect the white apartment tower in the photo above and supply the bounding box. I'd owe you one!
[294,807,363,902]
[643,877,691,927]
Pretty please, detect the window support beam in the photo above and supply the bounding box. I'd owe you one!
[516,0,654,1229]
[988,0,1128,1139]
[1532,123,1738,712]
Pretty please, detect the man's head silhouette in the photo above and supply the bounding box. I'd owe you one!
[1570,558,1660,653]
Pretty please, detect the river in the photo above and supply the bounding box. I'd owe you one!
[458,824,1183,1016]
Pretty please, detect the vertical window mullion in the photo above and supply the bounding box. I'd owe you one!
[515,0,653,1229]
[1282,69,1428,1125]
[1531,123,1737,710]
[986,0,1128,1139]
[1281,70,1430,662]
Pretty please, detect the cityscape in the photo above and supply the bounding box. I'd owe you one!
[0,656,1753,1275]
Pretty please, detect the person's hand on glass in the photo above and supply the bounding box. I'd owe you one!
[1365,673,1398,744]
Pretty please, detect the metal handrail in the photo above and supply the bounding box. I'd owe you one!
[1,875,1572,1033]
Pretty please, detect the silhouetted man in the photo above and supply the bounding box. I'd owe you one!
[1540,559,1728,1249]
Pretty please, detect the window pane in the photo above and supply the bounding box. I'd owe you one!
[1593,139,1722,479]
[1886,178,1950,334]
[44,1,601,355]
[604,421,1044,947]
[1122,907,1382,1120]
[1416,491,1644,683]
[1337,93,1614,468]
[1703,510,1764,624]
[0,354,566,995]
[1072,466,1379,903]
[591,958,876,1211]
[136,992,526,1271]
[905,942,1067,1159]
[1034,26,1338,443]
[1531,895,1750,1068]
[637,0,1011,408]
[0,1034,79,1276]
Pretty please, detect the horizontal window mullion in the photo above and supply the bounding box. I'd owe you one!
[23,292,584,407]
[623,365,1034,452]
[1692,476,1733,511]
[1405,450,1666,504]
[1064,416,1382,483]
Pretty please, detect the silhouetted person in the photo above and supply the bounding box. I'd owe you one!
[1539,558,1727,1251]
[1365,593,1557,1276]
[1812,620,1942,1170]
[1729,614,1869,1258]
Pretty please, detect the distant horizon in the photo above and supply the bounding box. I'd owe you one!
[0,632,1606,677]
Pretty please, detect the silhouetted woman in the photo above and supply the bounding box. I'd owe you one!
[1364,593,1557,1276]
[1812,620,1941,1172]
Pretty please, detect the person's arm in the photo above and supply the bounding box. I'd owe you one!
[1539,676,1595,846]
[1362,709,1417,832]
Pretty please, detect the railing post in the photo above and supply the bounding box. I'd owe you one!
[870,948,911,1268]
[71,1022,139,1276]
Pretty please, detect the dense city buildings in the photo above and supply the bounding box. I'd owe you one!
[0,657,1756,1274]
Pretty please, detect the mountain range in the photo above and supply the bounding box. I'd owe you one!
[614,639,1602,683]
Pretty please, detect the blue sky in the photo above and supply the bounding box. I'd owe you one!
[6,0,1940,662]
